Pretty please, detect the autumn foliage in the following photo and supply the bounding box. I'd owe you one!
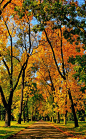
[0,0,86,131]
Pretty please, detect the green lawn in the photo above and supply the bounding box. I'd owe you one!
[50,121,86,138]
[0,121,35,139]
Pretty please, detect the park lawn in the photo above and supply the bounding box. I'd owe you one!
[50,121,86,138]
[0,121,35,139]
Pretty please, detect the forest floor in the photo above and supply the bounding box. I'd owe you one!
[7,121,86,139]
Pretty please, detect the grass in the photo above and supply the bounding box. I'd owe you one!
[49,121,86,138]
[0,121,35,139]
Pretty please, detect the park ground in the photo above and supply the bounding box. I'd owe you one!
[0,120,86,139]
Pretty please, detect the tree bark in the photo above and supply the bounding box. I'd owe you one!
[31,111,33,121]
[52,116,54,122]
[0,105,1,120]
[57,111,60,123]
[64,94,67,125]
[68,89,79,127]
[23,103,25,123]
[26,96,29,122]
[18,69,25,124]
[5,105,11,127]
[64,111,67,125]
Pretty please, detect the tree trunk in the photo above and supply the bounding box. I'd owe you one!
[64,111,67,125]
[64,94,67,125]
[68,89,79,127]
[18,69,25,124]
[0,105,1,120]
[26,98,29,122]
[23,105,25,123]
[57,111,60,123]
[31,111,33,121]
[51,116,54,122]
[5,105,11,127]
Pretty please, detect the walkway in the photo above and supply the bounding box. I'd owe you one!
[9,121,72,139]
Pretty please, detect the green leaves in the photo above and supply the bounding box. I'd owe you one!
[68,56,75,64]
[32,24,44,33]
[69,55,86,89]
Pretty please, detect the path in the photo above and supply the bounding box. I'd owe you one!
[9,121,72,139]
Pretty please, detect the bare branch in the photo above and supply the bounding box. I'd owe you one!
[12,56,20,63]
[2,59,11,76]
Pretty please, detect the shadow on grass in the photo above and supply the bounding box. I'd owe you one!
[0,130,15,139]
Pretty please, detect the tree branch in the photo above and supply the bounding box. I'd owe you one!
[65,16,85,34]
[12,56,20,63]
[13,54,29,92]
[2,59,11,76]
[60,28,65,77]
[0,86,7,108]
[8,54,29,105]
[27,20,32,54]
[0,0,4,5]
[48,68,55,91]
[0,0,12,15]
[44,29,66,80]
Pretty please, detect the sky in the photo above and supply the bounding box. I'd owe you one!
[67,0,85,5]
[77,0,85,5]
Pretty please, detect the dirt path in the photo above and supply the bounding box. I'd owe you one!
[9,121,72,139]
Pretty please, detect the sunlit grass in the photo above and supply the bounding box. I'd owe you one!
[50,121,86,138]
[0,121,35,139]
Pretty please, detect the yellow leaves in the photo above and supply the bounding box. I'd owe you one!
[21,52,28,65]
[15,89,21,97]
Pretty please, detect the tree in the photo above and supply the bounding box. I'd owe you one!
[0,1,33,126]
[31,18,84,126]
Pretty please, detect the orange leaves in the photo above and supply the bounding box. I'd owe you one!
[12,0,23,7]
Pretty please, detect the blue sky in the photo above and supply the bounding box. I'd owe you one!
[77,0,85,5]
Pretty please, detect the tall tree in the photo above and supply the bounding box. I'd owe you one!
[0,1,33,126]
